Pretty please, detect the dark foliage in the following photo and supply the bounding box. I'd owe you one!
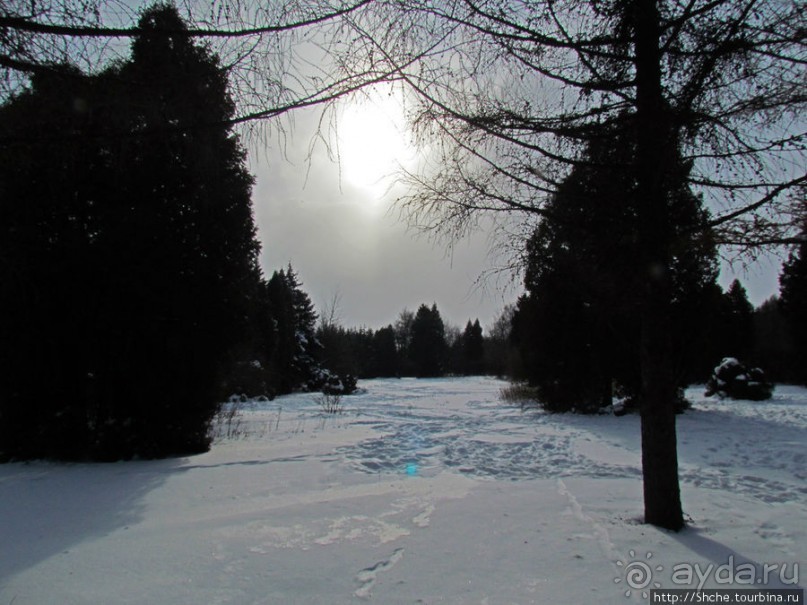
[311,305,497,380]
[317,324,392,380]
[409,304,448,378]
[750,297,796,383]
[0,6,261,461]
[458,320,485,375]
[370,326,401,377]
[780,235,807,384]
[719,280,755,362]
[705,358,774,401]
[484,305,519,378]
[510,117,718,413]
[248,265,357,396]
[262,266,324,394]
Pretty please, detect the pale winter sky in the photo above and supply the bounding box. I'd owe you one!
[249,88,784,332]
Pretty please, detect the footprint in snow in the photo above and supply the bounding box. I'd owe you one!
[354,547,405,599]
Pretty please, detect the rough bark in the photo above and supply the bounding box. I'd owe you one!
[633,0,685,531]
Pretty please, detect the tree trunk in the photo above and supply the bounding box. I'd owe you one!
[633,0,685,531]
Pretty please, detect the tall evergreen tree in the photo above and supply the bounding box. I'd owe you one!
[512,118,718,412]
[461,320,485,376]
[719,280,755,362]
[263,266,324,393]
[409,304,447,378]
[486,306,518,378]
[0,5,261,460]
[751,297,795,383]
[780,235,807,384]
[371,326,400,378]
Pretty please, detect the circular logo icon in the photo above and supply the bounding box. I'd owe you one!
[615,550,663,598]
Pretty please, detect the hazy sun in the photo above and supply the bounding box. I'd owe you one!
[337,86,415,199]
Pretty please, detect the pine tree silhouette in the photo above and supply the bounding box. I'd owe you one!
[0,6,261,460]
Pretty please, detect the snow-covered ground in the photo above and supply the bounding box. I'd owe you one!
[1,377,804,604]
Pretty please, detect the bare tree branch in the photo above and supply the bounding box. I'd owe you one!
[0,1,372,38]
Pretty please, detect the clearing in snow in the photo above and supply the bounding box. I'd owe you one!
[1,377,804,604]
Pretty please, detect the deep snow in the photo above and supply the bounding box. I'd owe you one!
[0,377,804,604]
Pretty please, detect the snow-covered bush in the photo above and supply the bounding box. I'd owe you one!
[705,357,774,401]
[306,368,358,396]
[322,373,358,396]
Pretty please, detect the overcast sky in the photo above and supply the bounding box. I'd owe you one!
[248,100,785,332]
[250,124,514,330]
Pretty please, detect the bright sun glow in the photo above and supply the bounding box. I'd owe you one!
[337,86,415,200]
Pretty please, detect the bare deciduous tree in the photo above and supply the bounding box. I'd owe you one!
[334,0,805,530]
[0,0,389,136]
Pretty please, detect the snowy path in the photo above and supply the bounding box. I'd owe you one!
[0,377,804,604]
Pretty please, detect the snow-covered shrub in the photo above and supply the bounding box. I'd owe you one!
[306,367,358,396]
[705,357,774,401]
[323,373,358,395]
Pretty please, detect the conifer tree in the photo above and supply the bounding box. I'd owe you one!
[752,297,795,383]
[371,326,400,378]
[394,308,416,376]
[409,304,447,378]
[720,280,755,362]
[512,118,717,412]
[263,266,324,393]
[0,5,261,460]
[461,320,485,376]
[780,235,807,384]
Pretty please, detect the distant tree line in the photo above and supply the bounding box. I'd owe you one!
[317,303,495,380]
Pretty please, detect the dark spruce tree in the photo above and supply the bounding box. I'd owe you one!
[370,326,400,378]
[720,280,755,362]
[409,304,447,378]
[485,305,518,378]
[460,320,485,376]
[263,269,297,394]
[511,117,718,413]
[394,308,417,376]
[315,322,400,380]
[752,297,795,383]
[691,279,757,382]
[263,266,326,394]
[317,324,355,381]
[780,232,807,384]
[285,266,324,389]
[0,5,261,461]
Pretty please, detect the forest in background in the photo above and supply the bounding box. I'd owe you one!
[0,3,804,470]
